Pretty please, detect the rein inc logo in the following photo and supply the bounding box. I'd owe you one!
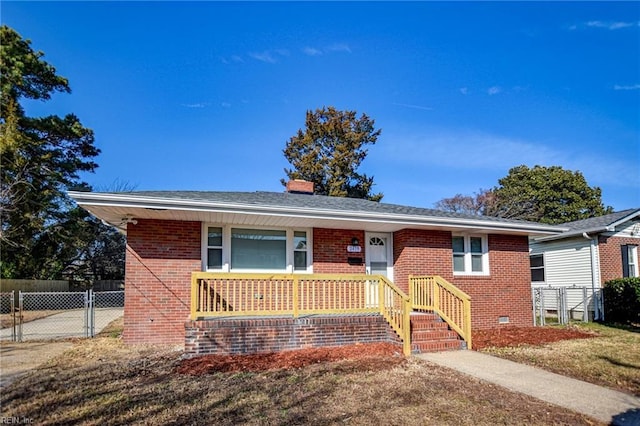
[1,418,33,424]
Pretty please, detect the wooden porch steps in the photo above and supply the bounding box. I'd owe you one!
[410,312,465,353]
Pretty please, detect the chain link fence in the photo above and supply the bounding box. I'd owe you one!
[92,291,126,335]
[0,291,16,341]
[0,290,124,342]
[532,285,601,326]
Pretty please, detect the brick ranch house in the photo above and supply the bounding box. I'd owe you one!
[69,181,562,356]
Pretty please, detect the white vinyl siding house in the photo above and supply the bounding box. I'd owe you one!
[529,237,599,287]
[529,236,600,317]
[614,220,640,239]
[530,208,640,321]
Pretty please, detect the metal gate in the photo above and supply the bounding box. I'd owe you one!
[0,291,16,341]
[532,285,599,326]
[0,290,124,342]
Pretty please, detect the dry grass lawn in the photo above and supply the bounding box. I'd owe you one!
[5,320,636,425]
[482,322,640,396]
[0,335,602,425]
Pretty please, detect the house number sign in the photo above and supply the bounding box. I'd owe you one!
[347,245,362,253]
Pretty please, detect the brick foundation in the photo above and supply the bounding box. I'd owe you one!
[184,315,402,356]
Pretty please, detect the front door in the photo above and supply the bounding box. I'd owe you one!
[365,233,392,307]
[366,232,392,279]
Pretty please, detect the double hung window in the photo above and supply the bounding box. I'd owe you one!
[206,227,223,269]
[622,245,638,278]
[530,254,545,282]
[293,231,308,271]
[452,234,488,275]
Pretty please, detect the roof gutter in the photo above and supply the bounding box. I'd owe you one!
[534,226,609,242]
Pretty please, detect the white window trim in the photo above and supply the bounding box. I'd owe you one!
[452,234,489,276]
[626,245,638,278]
[201,224,313,273]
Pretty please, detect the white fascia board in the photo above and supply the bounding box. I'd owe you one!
[69,191,564,236]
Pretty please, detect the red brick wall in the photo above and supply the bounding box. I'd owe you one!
[393,229,453,294]
[313,228,365,274]
[454,235,532,329]
[598,235,640,283]
[124,219,201,345]
[185,315,402,356]
[124,219,534,346]
[393,229,532,329]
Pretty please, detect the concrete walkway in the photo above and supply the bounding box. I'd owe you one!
[419,350,640,426]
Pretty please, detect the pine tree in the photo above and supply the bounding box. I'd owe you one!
[282,106,383,201]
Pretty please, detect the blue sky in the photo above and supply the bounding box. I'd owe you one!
[4,1,639,211]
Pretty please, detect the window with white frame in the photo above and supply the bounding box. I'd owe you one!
[293,231,308,271]
[231,228,286,270]
[206,227,223,270]
[452,234,488,275]
[530,254,545,282]
[204,226,310,272]
[622,245,638,278]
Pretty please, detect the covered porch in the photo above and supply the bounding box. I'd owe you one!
[188,273,472,356]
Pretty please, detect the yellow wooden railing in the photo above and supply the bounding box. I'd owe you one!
[378,276,412,357]
[410,275,472,350]
[191,272,412,355]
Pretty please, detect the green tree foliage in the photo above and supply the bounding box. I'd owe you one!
[282,106,383,201]
[486,165,613,224]
[0,25,122,280]
[434,165,612,224]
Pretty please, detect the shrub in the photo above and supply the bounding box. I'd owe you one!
[603,277,640,324]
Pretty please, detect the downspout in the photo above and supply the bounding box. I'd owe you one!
[582,233,602,321]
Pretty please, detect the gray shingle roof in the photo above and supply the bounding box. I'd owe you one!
[560,208,640,233]
[123,190,556,227]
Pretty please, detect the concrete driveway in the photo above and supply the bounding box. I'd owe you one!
[0,309,123,388]
[0,308,123,341]
[0,341,74,388]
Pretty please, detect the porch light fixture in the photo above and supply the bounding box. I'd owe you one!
[119,216,138,226]
[351,237,360,246]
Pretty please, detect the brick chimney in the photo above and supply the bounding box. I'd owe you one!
[286,179,314,195]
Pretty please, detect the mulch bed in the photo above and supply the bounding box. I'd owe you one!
[472,326,596,350]
[176,327,596,375]
[177,342,403,375]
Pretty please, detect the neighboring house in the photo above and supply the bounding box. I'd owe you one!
[69,181,562,356]
[529,208,640,320]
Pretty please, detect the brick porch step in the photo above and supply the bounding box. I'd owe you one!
[410,312,464,353]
